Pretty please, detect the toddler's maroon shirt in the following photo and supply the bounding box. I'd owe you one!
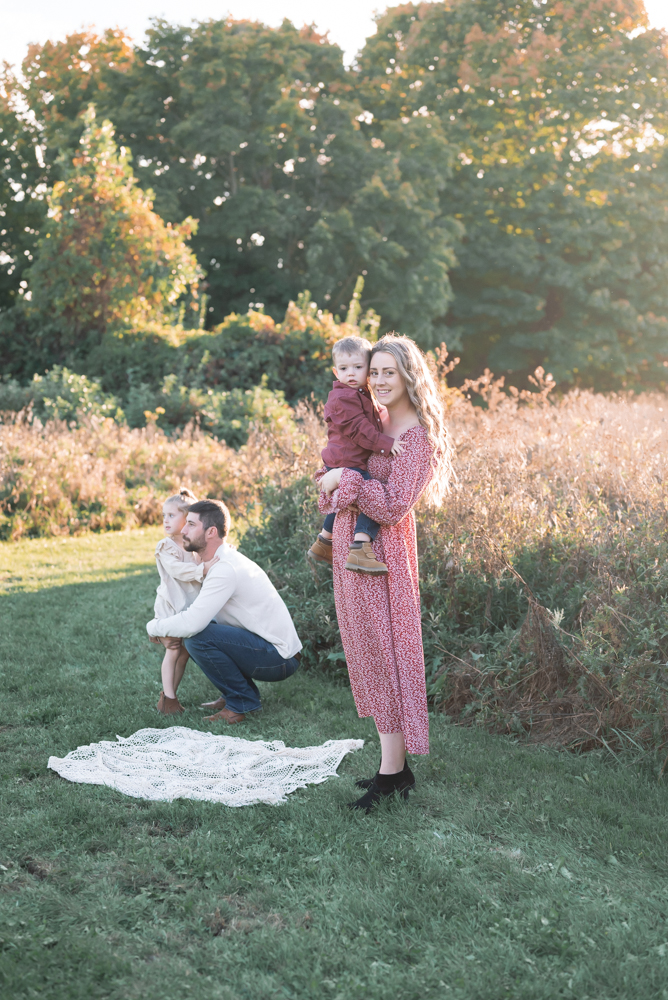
[321,380,395,470]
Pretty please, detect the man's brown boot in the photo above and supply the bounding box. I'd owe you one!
[200,696,226,711]
[204,706,246,724]
[307,534,333,565]
[157,692,184,715]
[345,542,388,575]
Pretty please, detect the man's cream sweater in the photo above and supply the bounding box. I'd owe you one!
[146,543,302,660]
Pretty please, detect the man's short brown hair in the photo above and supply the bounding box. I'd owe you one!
[187,499,231,539]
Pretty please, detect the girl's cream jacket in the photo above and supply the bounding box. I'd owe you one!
[154,536,204,619]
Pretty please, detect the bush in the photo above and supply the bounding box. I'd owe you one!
[0,294,350,440]
[239,477,341,674]
[80,323,190,396]
[0,364,295,450]
[174,293,346,405]
[125,373,295,448]
[0,367,122,423]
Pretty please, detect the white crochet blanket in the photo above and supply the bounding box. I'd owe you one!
[48,727,364,807]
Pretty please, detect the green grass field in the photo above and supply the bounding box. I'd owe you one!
[2,529,668,1000]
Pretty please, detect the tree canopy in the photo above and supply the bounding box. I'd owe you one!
[360,0,668,386]
[1,2,668,389]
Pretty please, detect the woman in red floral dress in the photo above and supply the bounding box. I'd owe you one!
[319,335,452,812]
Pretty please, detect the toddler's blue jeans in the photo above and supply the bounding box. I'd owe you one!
[322,466,380,541]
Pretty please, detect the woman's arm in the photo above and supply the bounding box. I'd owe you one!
[334,429,434,527]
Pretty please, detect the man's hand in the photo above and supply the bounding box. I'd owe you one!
[148,635,161,644]
[202,554,220,577]
[390,439,405,457]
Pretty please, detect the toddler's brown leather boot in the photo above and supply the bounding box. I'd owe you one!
[345,542,388,575]
[307,534,333,565]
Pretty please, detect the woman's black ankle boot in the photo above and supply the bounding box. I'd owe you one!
[355,757,410,790]
[349,764,415,814]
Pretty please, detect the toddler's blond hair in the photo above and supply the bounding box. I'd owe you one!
[332,335,372,364]
[163,487,198,513]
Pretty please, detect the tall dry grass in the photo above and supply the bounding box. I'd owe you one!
[0,405,322,540]
[416,367,668,749]
[2,375,668,749]
[439,367,667,580]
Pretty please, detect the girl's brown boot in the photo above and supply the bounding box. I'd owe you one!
[157,691,184,714]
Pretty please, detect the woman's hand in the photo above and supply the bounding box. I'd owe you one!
[320,467,344,497]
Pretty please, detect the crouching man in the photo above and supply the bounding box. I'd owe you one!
[146,499,302,723]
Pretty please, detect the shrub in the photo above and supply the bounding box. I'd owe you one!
[0,365,295,450]
[125,373,294,448]
[178,293,347,404]
[0,293,353,430]
[0,367,122,422]
[80,323,190,396]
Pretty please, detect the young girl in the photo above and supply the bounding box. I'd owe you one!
[151,488,203,715]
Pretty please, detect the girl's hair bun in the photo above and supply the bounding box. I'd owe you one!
[164,487,199,512]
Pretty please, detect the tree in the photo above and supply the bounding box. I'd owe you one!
[0,75,47,312]
[0,30,135,314]
[13,18,459,347]
[360,0,668,387]
[4,108,201,372]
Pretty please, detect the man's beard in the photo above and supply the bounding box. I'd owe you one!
[182,537,204,552]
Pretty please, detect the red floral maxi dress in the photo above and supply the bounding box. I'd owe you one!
[318,426,434,755]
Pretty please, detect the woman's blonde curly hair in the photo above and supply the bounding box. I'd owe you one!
[370,334,453,507]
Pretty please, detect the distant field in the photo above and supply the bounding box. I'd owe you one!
[2,530,668,999]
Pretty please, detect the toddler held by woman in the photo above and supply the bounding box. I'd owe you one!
[307,335,403,575]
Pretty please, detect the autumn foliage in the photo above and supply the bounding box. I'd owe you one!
[26,110,201,343]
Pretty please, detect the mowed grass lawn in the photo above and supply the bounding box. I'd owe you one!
[2,530,668,1000]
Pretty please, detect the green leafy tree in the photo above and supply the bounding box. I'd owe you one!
[5,108,201,373]
[360,0,668,387]
[0,30,134,314]
[15,18,458,347]
[0,77,47,312]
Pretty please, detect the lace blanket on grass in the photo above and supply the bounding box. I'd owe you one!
[47,727,364,807]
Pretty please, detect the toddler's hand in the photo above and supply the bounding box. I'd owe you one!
[202,554,219,577]
[390,439,405,456]
[320,467,343,496]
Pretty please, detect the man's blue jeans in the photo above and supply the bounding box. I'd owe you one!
[184,623,300,715]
